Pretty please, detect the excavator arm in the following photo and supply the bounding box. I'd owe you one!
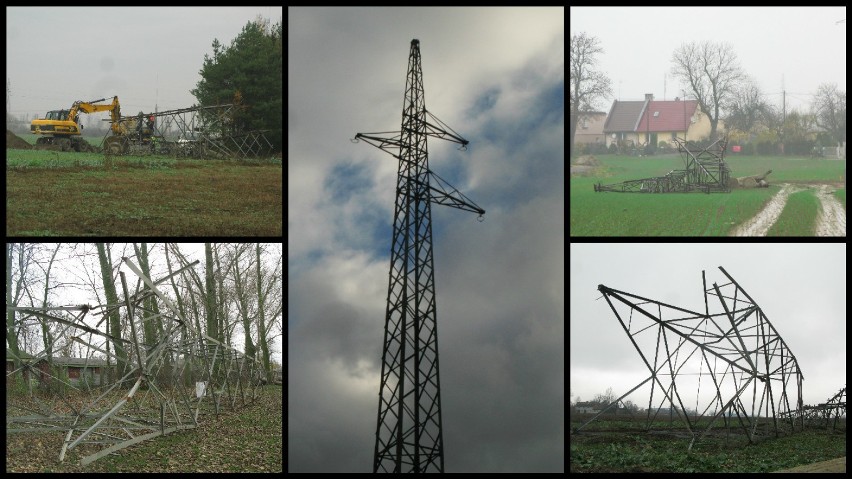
[71,96,122,122]
[68,96,123,135]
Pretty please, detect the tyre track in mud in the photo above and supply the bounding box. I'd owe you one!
[814,184,847,236]
[730,183,801,236]
[731,183,846,236]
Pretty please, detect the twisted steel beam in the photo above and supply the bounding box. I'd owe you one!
[576,267,804,449]
[5,258,264,465]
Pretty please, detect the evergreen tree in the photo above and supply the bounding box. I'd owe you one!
[192,18,282,151]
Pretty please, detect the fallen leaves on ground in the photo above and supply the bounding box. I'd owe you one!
[5,385,282,472]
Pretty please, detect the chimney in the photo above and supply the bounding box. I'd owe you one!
[645,93,654,101]
[675,97,680,102]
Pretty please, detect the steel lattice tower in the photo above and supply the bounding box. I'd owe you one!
[353,39,484,473]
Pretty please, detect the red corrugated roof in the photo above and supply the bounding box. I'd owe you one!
[635,100,698,132]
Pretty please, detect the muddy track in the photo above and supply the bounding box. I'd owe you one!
[730,184,802,236]
[731,183,846,237]
[814,184,847,236]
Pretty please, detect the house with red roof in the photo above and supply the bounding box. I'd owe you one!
[603,94,724,149]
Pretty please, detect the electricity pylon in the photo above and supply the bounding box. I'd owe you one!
[353,39,484,473]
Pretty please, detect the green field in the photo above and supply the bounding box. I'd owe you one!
[767,189,820,236]
[6,148,282,236]
[570,154,846,236]
[571,424,845,473]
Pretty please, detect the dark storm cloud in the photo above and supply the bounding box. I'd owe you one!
[288,6,564,473]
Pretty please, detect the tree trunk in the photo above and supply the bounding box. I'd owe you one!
[40,245,61,369]
[96,243,127,380]
[256,243,271,383]
[134,243,161,360]
[204,243,218,342]
[233,246,256,360]
[6,244,20,374]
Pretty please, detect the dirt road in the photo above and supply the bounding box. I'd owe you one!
[773,456,845,473]
[731,184,801,236]
[731,183,846,237]
[814,184,847,236]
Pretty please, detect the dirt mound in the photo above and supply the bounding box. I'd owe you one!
[571,155,602,177]
[571,165,598,176]
[573,155,600,166]
[6,130,32,150]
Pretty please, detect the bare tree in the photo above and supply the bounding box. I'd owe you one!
[725,78,769,139]
[570,32,613,153]
[812,83,847,144]
[671,41,744,140]
[230,244,257,360]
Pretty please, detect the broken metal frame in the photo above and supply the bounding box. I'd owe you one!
[103,102,274,159]
[575,267,804,450]
[594,136,731,193]
[6,257,264,465]
[790,386,846,431]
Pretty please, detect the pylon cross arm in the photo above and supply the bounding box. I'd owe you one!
[426,171,485,215]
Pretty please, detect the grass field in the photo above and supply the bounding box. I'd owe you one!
[570,414,846,473]
[767,188,820,236]
[5,385,282,472]
[570,153,846,236]
[6,148,282,236]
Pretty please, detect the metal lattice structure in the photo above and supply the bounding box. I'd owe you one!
[594,136,731,193]
[576,267,804,449]
[352,39,484,473]
[5,257,264,465]
[102,102,274,159]
[792,386,846,431]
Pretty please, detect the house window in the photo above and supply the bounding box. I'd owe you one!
[581,118,589,129]
[653,111,659,117]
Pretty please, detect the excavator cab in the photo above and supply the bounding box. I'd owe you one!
[43,110,70,121]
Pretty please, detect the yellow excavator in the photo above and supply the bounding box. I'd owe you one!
[30,96,158,154]
[30,96,123,152]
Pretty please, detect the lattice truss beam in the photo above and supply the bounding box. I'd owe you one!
[108,103,274,159]
[791,385,846,430]
[5,257,264,465]
[594,136,731,193]
[576,267,804,449]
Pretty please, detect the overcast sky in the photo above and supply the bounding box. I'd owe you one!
[570,6,846,112]
[6,7,281,123]
[570,243,846,412]
[288,7,564,473]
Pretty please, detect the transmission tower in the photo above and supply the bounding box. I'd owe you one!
[353,39,484,473]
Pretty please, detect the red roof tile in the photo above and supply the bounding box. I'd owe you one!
[635,100,699,132]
